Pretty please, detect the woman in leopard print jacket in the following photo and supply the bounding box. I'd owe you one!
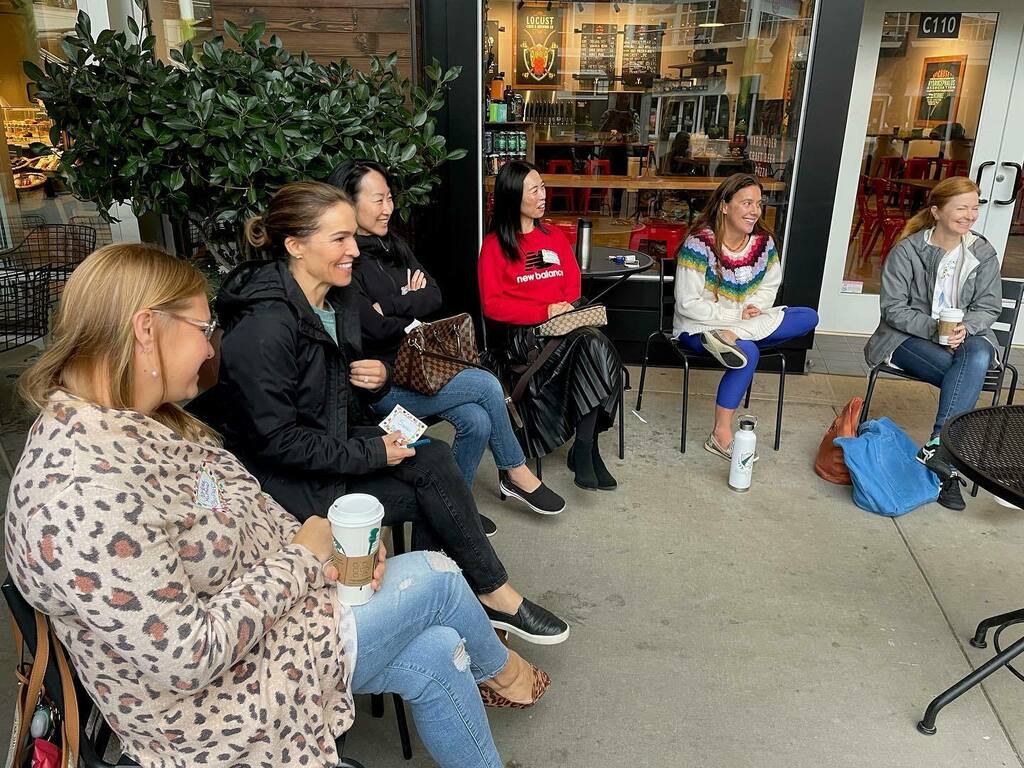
[4,244,548,768]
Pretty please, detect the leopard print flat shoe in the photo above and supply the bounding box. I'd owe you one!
[478,662,551,709]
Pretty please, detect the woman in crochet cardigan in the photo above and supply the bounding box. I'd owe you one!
[672,173,818,459]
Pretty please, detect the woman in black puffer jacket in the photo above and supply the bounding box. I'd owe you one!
[192,181,569,647]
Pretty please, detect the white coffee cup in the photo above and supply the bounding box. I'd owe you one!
[327,494,385,606]
[938,308,965,345]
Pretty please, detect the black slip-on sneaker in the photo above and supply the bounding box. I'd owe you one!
[498,474,566,515]
[481,514,497,538]
[484,598,570,645]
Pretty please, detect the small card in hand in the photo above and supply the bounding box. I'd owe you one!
[378,404,427,444]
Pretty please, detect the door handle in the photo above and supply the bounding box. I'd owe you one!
[976,160,995,204]
[995,162,1023,205]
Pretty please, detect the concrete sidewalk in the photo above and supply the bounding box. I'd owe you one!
[2,364,1023,767]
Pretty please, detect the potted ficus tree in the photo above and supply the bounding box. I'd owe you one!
[25,4,466,269]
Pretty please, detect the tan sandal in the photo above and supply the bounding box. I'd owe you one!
[478,652,551,709]
[704,433,760,463]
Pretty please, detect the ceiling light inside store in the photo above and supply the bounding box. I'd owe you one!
[613,2,620,11]
[546,0,553,9]
[577,2,584,10]
[697,22,725,27]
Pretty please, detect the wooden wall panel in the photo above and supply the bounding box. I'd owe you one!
[212,1,415,75]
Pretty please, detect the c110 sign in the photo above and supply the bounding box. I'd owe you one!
[918,13,962,39]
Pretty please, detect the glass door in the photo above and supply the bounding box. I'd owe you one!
[818,0,1024,335]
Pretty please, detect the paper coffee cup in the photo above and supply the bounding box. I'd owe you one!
[327,494,384,606]
[938,308,965,345]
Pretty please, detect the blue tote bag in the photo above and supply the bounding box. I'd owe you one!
[834,417,939,517]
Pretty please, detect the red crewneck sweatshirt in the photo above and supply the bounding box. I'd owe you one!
[478,226,582,325]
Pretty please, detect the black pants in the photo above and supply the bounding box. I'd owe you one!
[348,431,508,594]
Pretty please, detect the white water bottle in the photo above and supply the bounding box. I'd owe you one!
[728,415,757,493]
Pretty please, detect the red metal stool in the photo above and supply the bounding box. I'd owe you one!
[544,160,576,213]
[629,220,688,261]
[877,156,904,179]
[866,178,907,266]
[542,218,578,247]
[936,159,968,179]
[579,159,613,215]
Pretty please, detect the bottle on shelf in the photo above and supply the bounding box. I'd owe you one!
[490,72,505,102]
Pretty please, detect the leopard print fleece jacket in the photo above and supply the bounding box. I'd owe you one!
[5,393,358,767]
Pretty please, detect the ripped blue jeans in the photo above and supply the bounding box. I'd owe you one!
[350,551,509,768]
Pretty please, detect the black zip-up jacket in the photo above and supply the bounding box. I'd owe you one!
[353,234,443,364]
[190,259,389,521]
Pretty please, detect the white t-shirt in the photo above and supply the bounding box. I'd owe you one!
[931,242,961,319]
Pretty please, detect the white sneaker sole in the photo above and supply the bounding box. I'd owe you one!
[488,617,571,645]
[498,481,565,516]
[701,331,748,369]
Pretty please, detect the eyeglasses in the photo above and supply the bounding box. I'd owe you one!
[151,309,219,341]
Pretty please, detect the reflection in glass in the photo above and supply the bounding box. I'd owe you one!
[842,12,996,295]
[482,1,816,258]
[0,1,114,248]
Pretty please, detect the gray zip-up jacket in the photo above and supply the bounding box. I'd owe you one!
[864,228,1001,367]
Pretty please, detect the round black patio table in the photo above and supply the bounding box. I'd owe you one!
[940,405,1024,507]
[918,405,1024,735]
[579,246,653,305]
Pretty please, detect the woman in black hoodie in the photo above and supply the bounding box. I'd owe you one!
[196,181,569,646]
[328,160,565,517]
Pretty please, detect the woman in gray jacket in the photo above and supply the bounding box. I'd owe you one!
[864,176,1002,510]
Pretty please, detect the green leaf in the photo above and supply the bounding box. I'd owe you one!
[127,15,139,37]
[169,169,185,190]
[399,144,417,163]
[142,117,157,138]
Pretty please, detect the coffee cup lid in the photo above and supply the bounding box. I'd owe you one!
[328,493,384,527]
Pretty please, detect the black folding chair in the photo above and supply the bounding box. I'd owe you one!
[2,576,368,767]
[860,278,1023,494]
[634,257,787,452]
[0,224,96,305]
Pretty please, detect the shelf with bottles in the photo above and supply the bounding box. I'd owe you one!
[482,123,536,176]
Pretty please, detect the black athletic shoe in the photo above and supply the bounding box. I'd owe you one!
[498,474,565,515]
[481,514,497,538]
[484,598,570,645]
[937,474,967,511]
[700,330,748,369]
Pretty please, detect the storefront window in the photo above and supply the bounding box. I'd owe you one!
[482,0,816,257]
[0,0,113,249]
[149,0,214,63]
[842,12,996,294]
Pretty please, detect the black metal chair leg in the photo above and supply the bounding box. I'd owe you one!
[618,367,625,460]
[393,694,413,759]
[680,359,689,453]
[1008,367,1019,406]
[918,633,1024,734]
[636,332,657,410]
[774,354,785,451]
[371,694,384,718]
[969,608,1024,648]
[861,368,880,426]
[743,385,752,409]
[535,456,542,480]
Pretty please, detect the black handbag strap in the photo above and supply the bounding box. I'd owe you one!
[510,338,562,404]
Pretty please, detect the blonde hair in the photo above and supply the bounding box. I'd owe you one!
[18,243,217,443]
[244,181,352,254]
[899,175,980,241]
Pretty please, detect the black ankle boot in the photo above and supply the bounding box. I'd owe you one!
[590,441,617,490]
[567,440,599,490]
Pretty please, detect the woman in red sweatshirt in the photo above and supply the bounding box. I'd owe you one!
[479,161,622,491]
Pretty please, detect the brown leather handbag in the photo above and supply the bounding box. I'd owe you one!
[392,314,523,428]
[814,396,864,485]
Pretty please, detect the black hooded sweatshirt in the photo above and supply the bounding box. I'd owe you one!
[352,233,443,364]
[190,259,389,521]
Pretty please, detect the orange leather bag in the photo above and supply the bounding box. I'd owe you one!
[814,397,864,485]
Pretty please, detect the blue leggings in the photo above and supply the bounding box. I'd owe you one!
[677,307,819,409]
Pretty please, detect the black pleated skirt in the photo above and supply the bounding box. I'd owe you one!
[506,325,622,458]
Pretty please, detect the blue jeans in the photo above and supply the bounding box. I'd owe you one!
[374,368,527,488]
[351,551,509,768]
[890,334,994,440]
[676,307,820,409]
